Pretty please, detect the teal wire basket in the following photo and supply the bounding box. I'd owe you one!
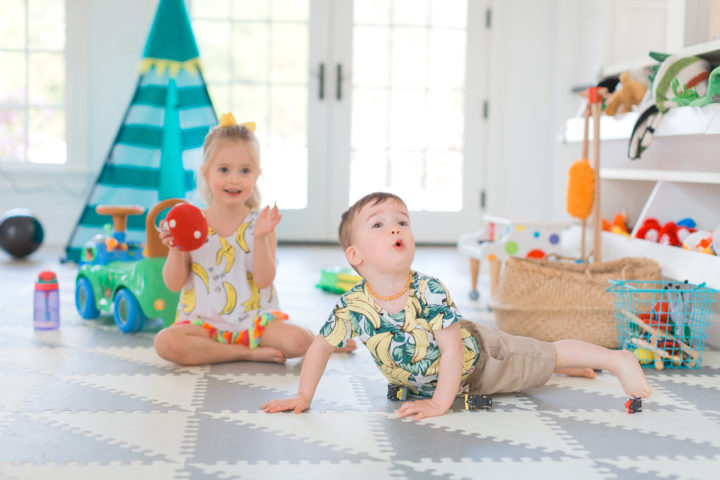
[607,280,718,369]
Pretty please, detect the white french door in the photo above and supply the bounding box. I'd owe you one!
[192,0,487,242]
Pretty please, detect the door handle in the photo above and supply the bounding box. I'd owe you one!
[318,63,325,100]
[336,64,342,101]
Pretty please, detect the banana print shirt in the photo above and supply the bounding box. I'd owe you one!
[320,271,481,397]
[176,209,279,332]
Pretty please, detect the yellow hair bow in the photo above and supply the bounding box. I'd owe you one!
[218,112,256,132]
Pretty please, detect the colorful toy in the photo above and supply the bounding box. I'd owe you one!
[165,203,208,251]
[0,209,44,259]
[635,218,661,242]
[74,199,185,333]
[625,396,642,414]
[464,394,493,411]
[682,229,714,254]
[629,53,711,159]
[632,348,654,364]
[657,222,681,246]
[387,384,408,401]
[316,266,361,294]
[604,72,647,116]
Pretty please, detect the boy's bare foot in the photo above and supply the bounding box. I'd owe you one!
[555,367,597,378]
[335,338,357,353]
[613,350,652,397]
[250,346,286,364]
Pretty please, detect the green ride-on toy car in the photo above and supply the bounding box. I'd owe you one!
[74,199,185,333]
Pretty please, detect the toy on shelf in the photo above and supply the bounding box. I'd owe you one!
[629,53,711,159]
[604,72,648,116]
[316,266,361,294]
[74,199,186,333]
[457,215,572,300]
[609,280,717,370]
[164,202,208,252]
[603,213,630,236]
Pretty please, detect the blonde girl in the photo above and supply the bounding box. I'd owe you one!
[155,113,353,365]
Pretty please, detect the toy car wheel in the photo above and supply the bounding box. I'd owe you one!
[113,289,146,333]
[75,277,100,319]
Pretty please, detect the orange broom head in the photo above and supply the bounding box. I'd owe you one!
[566,158,595,219]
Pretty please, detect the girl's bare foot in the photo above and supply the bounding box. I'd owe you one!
[250,346,286,364]
[335,338,357,353]
[613,350,652,397]
[555,367,597,378]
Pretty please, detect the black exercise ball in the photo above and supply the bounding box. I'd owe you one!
[0,209,44,258]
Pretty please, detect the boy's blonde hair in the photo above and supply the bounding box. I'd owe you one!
[197,122,261,209]
[338,192,405,250]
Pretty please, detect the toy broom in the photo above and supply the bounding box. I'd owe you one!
[566,100,594,260]
[567,87,606,263]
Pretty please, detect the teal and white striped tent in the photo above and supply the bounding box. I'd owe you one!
[64,0,216,262]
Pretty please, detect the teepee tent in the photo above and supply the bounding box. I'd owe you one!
[64,0,216,262]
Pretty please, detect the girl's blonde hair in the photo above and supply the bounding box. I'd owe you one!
[197,122,261,209]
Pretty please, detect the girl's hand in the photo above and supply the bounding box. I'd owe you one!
[158,220,176,249]
[255,204,282,238]
[396,398,449,421]
[261,394,311,414]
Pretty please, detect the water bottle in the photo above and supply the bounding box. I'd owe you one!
[34,270,59,330]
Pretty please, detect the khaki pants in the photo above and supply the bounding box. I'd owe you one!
[460,320,557,395]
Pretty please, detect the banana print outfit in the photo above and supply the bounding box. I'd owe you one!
[320,271,557,397]
[174,210,284,348]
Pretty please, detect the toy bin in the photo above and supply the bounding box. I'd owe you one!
[607,280,718,369]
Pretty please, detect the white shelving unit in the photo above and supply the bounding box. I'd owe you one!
[561,46,720,290]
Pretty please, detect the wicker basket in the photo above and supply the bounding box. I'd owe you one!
[489,257,660,348]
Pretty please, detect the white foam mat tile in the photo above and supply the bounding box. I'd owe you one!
[0,461,185,480]
[397,457,615,480]
[59,373,205,411]
[605,455,720,480]
[193,460,405,480]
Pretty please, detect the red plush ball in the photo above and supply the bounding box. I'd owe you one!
[166,203,208,252]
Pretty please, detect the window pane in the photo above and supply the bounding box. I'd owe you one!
[392,28,427,88]
[0,109,26,162]
[429,29,465,89]
[29,52,64,106]
[388,149,424,207]
[260,144,307,209]
[231,84,268,127]
[349,149,388,203]
[270,24,307,84]
[192,0,229,19]
[270,0,308,21]
[425,151,462,211]
[269,86,305,139]
[195,21,231,83]
[233,24,269,82]
[29,0,65,50]
[392,0,428,25]
[354,0,389,25]
[390,89,426,150]
[351,88,388,150]
[352,27,389,87]
[28,107,65,164]
[0,0,26,49]
[231,0,267,20]
[206,83,230,111]
[0,52,27,103]
[427,89,463,149]
[430,0,467,28]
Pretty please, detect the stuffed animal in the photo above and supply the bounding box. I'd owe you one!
[635,218,661,242]
[604,72,647,116]
[165,203,208,252]
[628,53,711,159]
[682,229,713,254]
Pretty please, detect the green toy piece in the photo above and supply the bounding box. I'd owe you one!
[316,266,361,294]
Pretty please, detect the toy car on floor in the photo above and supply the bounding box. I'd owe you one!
[387,384,408,401]
[316,266,361,294]
[465,393,493,411]
[74,199,184,333]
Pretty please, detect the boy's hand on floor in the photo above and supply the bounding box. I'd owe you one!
[396,398,448,421]
[262,394,311,414]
